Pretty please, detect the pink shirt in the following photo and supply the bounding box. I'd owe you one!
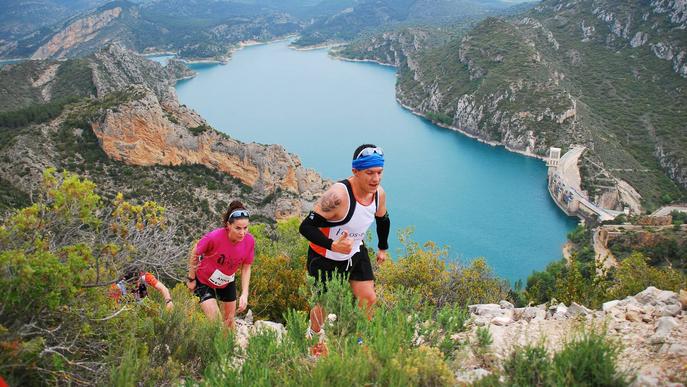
[195,228,255,288]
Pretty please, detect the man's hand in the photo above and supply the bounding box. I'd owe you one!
[187,279,196,291]
[165,300,174,311]
[331,230,353,254]
[238,293,248,313]
[376,249,388,264]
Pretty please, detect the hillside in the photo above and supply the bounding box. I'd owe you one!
[1,0,530,60]
[338,0,687,211]
[0,44,328,236]
[293,0,524,47]
[2,0,303,61]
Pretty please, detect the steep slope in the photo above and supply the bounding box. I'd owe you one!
[0,44,327,233]
[338,0,687,210]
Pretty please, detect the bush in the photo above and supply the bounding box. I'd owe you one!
[488,329,628,386]
[248,219,310,321]
[551,330,628,386]
[502,343,551,386]
[376,236,449,306]
[605,252,686,301]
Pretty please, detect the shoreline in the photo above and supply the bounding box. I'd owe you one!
[330,54,397,68]
[330,52,545,161]
[291,42,347,51]
[396,99,545,161]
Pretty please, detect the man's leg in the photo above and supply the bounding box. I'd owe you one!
[350,280,376,319]
[310,304,325,334]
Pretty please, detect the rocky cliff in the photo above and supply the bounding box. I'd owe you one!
[337,0,687,210]
[0,44,328,228]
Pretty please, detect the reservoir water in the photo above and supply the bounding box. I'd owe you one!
[171,41,578,283]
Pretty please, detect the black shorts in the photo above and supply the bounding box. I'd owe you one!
[307,244,375,290]
[194,278,237,303]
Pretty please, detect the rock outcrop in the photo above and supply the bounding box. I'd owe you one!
[454,287,687,385]
[31,7,123,60]
[0,44,328,221]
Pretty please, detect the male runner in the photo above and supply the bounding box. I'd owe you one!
[299,143,391,348]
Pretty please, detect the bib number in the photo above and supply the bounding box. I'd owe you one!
[208,269,235,287]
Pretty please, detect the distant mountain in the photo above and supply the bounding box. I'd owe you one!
[292,0,531,47]
[338,0,687,210]
[2,0,303,60]
[1,0,529,59]
[0,0,106,41]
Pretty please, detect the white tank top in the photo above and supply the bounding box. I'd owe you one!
[310,179,377,261]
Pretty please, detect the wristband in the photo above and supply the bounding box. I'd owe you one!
[165,299,173,304]
[187,276,196,282]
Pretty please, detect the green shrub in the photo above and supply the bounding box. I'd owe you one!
[248,219,309,321]
[605,252,686,301]
[551,330,628,386]
[502,343,551,386]
[376,237,449,306]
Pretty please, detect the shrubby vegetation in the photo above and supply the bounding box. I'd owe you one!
[0,170,673,385]
[0,169,184,384]
[523,225,686,308]
[481,328,629,386]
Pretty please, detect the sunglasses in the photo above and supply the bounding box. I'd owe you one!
[355,146,384,159]
[229,209,250,219]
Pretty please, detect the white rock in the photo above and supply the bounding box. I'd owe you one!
[631,373,659,387]
[499,300,514,309]
[658,303,682,317]
[491,316,514,326]
[635,287,661,305]
[625,311,642,322]
[244,309,254,324]
[654,316,679,338]
[656,290,678,304]
[456,368,491,384]
[666,343,687,356]
[568,302,591,317]
[469,304,502,315]
[253,320,286,340]
[514,307,539,321]
[603,300,621,312]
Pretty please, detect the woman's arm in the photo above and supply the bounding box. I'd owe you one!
[154,282,174,310]
[238,264,251,312]
[187,243,200,290]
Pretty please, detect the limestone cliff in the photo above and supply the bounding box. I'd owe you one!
[31,7,123,60]
[0,44,328,223]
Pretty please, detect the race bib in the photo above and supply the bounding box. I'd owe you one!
[208,269,235,287]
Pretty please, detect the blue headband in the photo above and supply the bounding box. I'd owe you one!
[352,153,384,170]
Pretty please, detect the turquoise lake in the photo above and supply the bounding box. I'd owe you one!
[167,41,577,283]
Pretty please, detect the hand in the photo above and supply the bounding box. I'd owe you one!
[165,301,174,311]
[238,293,248,313]
[331,230,353,254]
[376,249,388,264]
[187,278,196,291]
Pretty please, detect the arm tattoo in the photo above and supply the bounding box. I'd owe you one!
[320,191,342,213]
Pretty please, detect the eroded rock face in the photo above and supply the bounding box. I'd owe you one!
[31,7,123,60]
[91,85,327,219]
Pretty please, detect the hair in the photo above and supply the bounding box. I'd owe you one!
[223,200,247,225]
[122,266,140,281]
[352,143,377,160]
